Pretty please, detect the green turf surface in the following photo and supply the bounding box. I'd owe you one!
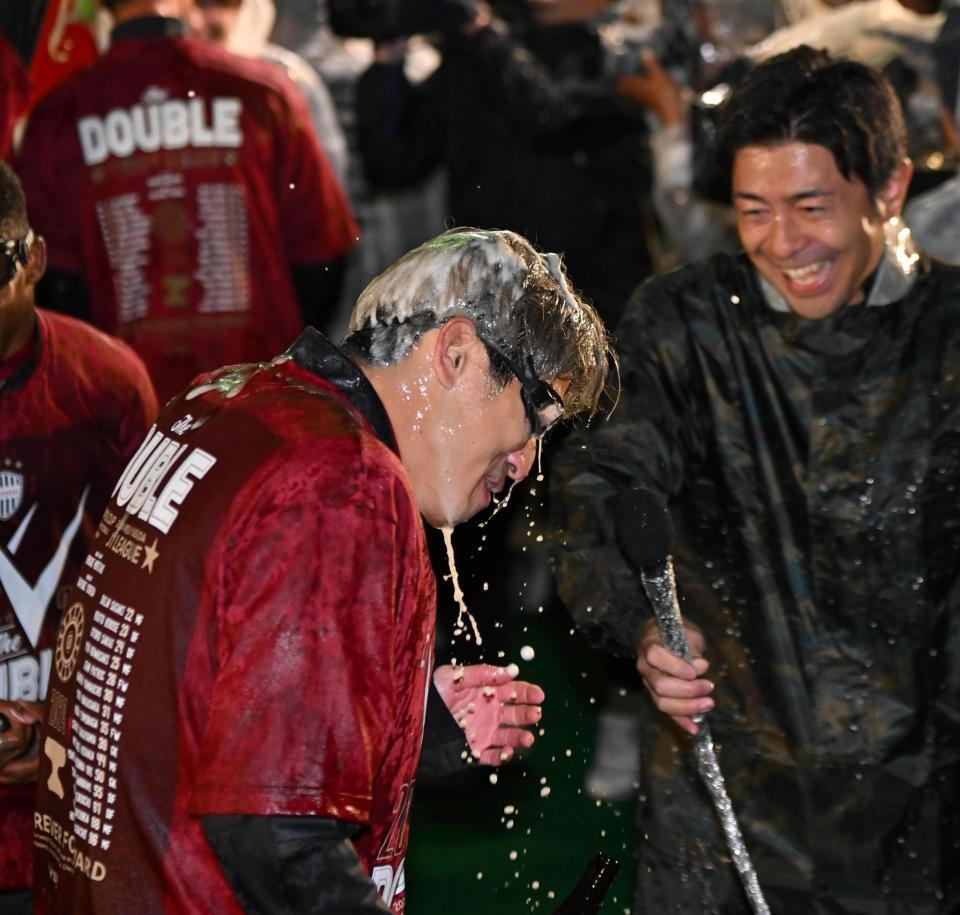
[407,602,638,914]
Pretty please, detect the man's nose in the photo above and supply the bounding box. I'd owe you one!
[506,438,537,482]
[766,211,803,259]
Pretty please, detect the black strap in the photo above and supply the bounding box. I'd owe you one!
[286,328,399,455]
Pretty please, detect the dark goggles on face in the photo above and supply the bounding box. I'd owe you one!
[484,344,564,440]
[0,231,33,289]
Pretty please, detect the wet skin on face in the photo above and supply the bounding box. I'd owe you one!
[374,319,570,530]
[424,367,541,529]
[423,343,570,528]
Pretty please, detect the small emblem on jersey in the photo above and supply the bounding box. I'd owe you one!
[55,603,85,683]
[0,470,24,520]
[44,737,67,799]
[48,689,69,735]
[171,414,196,435]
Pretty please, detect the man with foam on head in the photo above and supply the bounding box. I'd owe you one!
[32,227,612,914]
[553,46,960,912]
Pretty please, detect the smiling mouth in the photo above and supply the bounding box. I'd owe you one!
[780,260,832,291]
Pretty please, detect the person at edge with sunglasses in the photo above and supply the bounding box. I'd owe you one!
[31,227,614,914]
[0,161,157,915]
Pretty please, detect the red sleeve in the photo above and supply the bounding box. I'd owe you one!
[273,83,358,266]
[110,346,160,466]
[36,310,159,475]
[189,444,409,824]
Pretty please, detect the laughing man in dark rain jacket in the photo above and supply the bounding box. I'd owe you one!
[552,46,960,913]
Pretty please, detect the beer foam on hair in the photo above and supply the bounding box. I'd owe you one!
[350,230,530,349]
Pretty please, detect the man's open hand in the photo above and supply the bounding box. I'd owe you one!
[434,663,544,766]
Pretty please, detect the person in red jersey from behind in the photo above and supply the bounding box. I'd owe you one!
[32,227,613,913]
[0,32,29,162]
[0,161,157,915]
[16,0,358,403]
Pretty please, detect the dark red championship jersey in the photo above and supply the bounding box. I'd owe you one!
[33,356,436,914]
[0,32,29,161]
[17,28,358,403]
[0,311,157,891]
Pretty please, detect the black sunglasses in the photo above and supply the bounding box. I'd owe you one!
[0,231,33,289]
[483,343,564,440]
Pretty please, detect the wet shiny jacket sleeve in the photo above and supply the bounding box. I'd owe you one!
[204,814,392,913]
[550,268,713,656]
[418,681,470,776]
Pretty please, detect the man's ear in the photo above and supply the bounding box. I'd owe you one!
[877,158,913,219]
[433,317,480,389]
[25,235,47,286]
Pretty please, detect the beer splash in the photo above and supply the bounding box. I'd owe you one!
[480,480,519,528]
[441,526,482,646]
[483,441,542,529]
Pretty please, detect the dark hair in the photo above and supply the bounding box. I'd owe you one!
[0,161,29,239]
[717,46,907,199]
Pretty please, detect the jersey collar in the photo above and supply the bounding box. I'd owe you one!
[286,328,399,455]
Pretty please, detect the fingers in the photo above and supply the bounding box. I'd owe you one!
[440,663,543,691]
[456,689,543,723]
[5,700,43,726]
[641,641,700,680]
[670,714,703,737]
[476,746,515,766]
[493,680,545,706]
[495,727,535,749]
[685,624,707,658]
[472,725,537,766]
[637,623,714,734]
[448,665,546,703]
[449,663,518,691]
[642,677,713,715]
[638,619,709,672]
[639,656,713,699]
[496,702,542,728]
[637,618,711,677]
[638,651,713,708]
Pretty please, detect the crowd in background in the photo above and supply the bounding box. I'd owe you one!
[3,0,958,391]
[3,0,960,912]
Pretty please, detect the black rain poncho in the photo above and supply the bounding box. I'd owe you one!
[552,252,960,913]
[355,19,652,328]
